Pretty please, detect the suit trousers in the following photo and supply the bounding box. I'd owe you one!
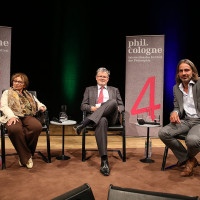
[5,116,42,165]
[158,117,200,163]
[87,99,119,156]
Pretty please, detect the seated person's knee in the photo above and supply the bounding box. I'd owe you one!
[7,126,23,137]
[186,135,200,149]
[99,117,108,126]
[158,128,171,140]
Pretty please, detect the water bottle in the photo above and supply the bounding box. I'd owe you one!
[145,138,152,158]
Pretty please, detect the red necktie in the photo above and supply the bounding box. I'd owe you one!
[97,87,104,104]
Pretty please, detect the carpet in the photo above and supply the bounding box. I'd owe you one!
[0,148,200,200]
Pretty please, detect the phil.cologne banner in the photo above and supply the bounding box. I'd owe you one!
[125,35,164,136]
[0,26,11,100]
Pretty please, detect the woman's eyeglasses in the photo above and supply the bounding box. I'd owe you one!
[13,80,24,85]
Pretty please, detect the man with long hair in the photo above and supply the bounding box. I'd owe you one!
[159,59,200,176]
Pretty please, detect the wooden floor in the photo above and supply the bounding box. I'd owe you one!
[2,125,165,150]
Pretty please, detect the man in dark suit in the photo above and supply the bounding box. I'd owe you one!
[159,59,200,177]
[74,67,124,176]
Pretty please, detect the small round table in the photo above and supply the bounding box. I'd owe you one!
[50,120,76,160]
[135,123,160,163]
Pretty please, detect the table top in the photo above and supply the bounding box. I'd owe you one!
[135,122,161,128]
[50,120,77,126]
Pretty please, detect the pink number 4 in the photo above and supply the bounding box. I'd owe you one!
[131,76,160,121]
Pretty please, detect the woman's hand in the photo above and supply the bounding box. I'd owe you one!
[7,117,19,126]
[39,106,46,112]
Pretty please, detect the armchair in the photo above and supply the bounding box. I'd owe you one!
[81,111,126,162]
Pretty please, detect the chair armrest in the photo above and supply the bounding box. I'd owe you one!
[83,111,87,120]
[43,110,50,127]
[119,111,125,126]
[121,111,125,127]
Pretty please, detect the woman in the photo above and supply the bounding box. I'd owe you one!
[0,73,46,169]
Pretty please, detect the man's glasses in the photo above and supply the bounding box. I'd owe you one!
[13,80,24,85]
[97,76,108,79]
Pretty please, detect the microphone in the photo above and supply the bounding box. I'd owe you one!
[137,119,160,125]
[52,117,62,123]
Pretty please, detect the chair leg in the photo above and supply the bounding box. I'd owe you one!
[34,128,51,163]
[82,129,86,162]
[161,146,168,171]
[46,128,51,163]
[1,125,6,170]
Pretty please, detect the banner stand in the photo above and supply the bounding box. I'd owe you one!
[125,35,165,137]
[0,26,12,135]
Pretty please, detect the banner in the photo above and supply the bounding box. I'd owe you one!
[125,35,164,136]
[0,26,11,100]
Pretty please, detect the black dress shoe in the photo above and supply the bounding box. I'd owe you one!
[100,160,110,176]
[73,123,85,135]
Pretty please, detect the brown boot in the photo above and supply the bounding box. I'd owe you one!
[176,160,187,167]
[180,157,198,177]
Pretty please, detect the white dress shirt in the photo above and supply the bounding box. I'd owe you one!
[97,85,109,106]
[179,80,199,118]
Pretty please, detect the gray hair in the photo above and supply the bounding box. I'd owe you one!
[96,67,110,77]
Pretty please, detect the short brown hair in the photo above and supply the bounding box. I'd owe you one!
[11,73,29,89]
[176,59,199,84]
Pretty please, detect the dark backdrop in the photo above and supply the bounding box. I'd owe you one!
[0,0,199,126]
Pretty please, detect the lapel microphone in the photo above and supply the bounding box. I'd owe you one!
[138,119,160,125]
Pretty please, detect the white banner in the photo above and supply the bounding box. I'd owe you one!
[0,26,11,100]
[125,35,165,136]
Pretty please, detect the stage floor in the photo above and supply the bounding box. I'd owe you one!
[1,124,177,149]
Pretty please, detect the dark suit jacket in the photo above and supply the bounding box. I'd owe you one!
[81,86,125,113]
[173,79,200,119]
